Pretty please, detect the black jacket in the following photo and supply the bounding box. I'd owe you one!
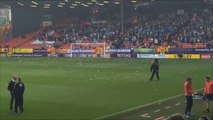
[150,62,159,72]
[14,81,25,96]
[7,79,16,92]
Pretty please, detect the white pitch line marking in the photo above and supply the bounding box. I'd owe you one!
[140,113,151,118]
[140,113,148,116]
[154,109,160,113]
[165,106,171,109]
[95,88,204,120]
[175,103,181,106]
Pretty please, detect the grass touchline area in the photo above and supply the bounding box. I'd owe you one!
[0,57,212,119]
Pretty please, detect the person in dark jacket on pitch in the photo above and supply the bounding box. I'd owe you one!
[149,59,160,80]
[7,75,17,110]
[14,77,25,113]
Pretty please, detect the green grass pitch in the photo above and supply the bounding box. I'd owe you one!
[0,57,212,120]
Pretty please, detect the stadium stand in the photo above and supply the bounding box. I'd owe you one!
[1,6,212,50]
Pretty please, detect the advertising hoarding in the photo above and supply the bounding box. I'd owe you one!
[201,54,212,59]
[134,48,155,53]
[137,54,166,58]
[13,48,33,53]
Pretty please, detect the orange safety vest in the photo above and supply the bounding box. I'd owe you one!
[204,80,213,94]
[184,81,193,96]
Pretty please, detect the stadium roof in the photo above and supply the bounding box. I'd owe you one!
[1,0,207,9]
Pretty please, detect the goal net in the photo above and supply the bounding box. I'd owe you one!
[70,43,108,58]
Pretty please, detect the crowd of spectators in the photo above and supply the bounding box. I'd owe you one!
[36,9,213,49]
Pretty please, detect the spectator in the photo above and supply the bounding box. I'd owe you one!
[166,113,184,120]
[198,115,209,120]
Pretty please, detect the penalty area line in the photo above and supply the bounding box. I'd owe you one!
[95,88,203,120]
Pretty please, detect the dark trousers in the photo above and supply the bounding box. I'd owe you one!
[150,71,159,80]
[10,92,15,110]
[15,95,24,113]
[185,96,193,115]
